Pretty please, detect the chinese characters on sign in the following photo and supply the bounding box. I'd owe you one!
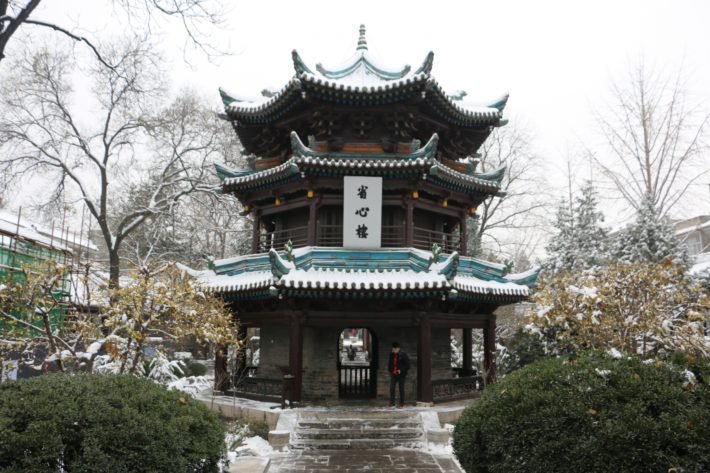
[343,176,382,249]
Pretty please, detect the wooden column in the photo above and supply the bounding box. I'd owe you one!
[251,209,261,253]
[289,315,304,401]
[483,318,497,385]
[417,314,433,403]
[235,326,248,380]
[307,199,317,246]
[459,212,468,256]
[462,328,473,376]
[405,198,414,247]
[214,344,229,392]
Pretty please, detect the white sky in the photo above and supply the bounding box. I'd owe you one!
[6,0,710,227]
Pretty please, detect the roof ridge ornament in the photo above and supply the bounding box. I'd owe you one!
[357,24,368,51]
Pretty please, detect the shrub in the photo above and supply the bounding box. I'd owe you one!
[0,374,225,473]
[453,352,710,473]
[181,361,208,378]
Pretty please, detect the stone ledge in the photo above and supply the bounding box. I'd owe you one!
[228,457,270,473]
[268,430,291,450]
[427,427,451,445]
[197,396,281,429]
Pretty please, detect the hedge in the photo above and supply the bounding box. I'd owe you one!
[0,374,225,473]
[453,352,710,473]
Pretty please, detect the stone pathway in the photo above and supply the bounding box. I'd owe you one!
[267,449,463,473]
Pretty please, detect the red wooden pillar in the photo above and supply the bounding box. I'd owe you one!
[289,315,304,401]
[417,315,433,403]
[251,209,261,253]
[307,199,317,246]
[214,344,229,392]
[462,328,473,376]
[483,318,497,385]
[459,212,467,256]
[405,198,414,247]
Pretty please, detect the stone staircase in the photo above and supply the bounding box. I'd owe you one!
[289,410,425,450]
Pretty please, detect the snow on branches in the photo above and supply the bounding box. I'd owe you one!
[527,259,710,359]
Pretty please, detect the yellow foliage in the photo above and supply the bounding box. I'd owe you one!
[527,262,710,359]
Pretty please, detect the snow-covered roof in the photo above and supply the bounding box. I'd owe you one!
[278,267,448,291]
[0,211,71,252]
[0,210,96,253]
[220,25,507,128]
[452,276,529,297]
[197,246,538,303]
[221,131,505,196]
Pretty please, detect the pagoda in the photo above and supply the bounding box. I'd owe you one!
[207,26,539,404]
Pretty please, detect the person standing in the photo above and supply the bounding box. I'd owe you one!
[388,342,410,408]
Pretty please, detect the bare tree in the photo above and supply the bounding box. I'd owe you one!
[0,0,224,65]
[470,123,549,266]
[120,190,252,269]
[0,42,220,289]
[593,63,709,216]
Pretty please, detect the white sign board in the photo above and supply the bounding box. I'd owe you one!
[343,176,382,249]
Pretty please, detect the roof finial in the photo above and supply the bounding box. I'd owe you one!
[356,24,368,51]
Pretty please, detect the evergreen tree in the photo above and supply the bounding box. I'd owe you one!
[573,182,609,268]
[545,181,609,273]
[545,199,576,274]
[612,196,687,265]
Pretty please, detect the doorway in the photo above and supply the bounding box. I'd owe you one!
[337,328,377,399]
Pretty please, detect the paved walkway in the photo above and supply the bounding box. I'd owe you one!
[267,449,463,473]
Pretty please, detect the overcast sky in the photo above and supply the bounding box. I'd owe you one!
[8,0,710,225]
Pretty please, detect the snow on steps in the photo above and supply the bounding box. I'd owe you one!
[289,410,425,450]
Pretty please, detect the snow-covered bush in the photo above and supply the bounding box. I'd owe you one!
[453,352,710,473]
[527,260,710,359]
[0,374,225,472]
[147,351,185,383]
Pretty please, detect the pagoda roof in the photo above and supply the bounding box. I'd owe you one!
[219,25,508,158]
[220,132,505,197]
[198,246,539,303]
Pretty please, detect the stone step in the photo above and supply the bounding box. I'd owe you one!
[289,438,424,450]
[289,410,426,451]
[297,420,421,429]
[298,411,419,421]
[295,428,423,440]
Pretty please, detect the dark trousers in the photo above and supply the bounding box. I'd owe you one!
[389,374,406,405]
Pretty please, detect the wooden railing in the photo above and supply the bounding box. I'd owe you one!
[381,225,405,247]
[431,375,483,402]
[412,227,462,254]
[258,224,461,253]
[227,376,282,402]
[338,364,375,398]
[316,224,342,247]
[257,225,308,252]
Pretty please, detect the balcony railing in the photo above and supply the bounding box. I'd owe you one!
[257,224,462,253]
[412,227,462,254]
[382,225,405,247]
[257,225,308,252]
[317,224,343,247]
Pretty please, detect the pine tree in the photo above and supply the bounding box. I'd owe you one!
[572,182,609,268]
[545,199,576,274]
[612,197,687,265]
[545,181,609,274]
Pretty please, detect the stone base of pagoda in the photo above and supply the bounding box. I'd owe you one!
[214,310,497,404]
